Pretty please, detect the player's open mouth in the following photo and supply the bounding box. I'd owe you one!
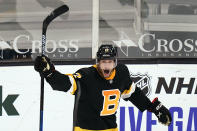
[104,70,110,75]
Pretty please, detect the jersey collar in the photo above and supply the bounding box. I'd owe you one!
[93,65,116,80]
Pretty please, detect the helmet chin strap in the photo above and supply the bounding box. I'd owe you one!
[114,59,117,67]
[96,58,98,65]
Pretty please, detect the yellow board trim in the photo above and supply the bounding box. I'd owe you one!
[66,74,77,95]
[74,127,118,131]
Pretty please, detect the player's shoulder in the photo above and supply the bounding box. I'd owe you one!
[116,63,129,72]
[75,66,95,78]
[77,66,95,73]
[115,63,131,80]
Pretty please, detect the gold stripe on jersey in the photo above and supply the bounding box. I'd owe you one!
[66,74,77,95]
[121,83,136,99]
[74,127,118,131]
[105,69,116,80]
[73,73,82,78]
[93,65,116,80]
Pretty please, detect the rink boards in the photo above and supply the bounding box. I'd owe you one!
[0,64,196,131]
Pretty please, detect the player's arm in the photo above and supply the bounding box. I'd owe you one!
[125,87,172,126]
[121,64,172,126]
[34,55,72,92]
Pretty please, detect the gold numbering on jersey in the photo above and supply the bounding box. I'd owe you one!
[100,89,120,116]
[73,73,82,79]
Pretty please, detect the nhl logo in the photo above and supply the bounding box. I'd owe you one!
[130,73,151,96]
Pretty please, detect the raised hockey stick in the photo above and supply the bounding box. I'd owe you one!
[40,5,69,131]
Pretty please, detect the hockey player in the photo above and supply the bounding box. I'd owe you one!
[34,44,172,131]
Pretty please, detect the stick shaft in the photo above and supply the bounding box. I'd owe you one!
[39,5,69,131]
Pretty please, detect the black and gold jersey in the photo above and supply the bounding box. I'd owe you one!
[46,64,152,131]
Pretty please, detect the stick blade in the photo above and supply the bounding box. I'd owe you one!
[43,4,69,29]
[52,5,69,18]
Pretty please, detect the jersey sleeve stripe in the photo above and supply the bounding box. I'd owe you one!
[66,74,77,95]
[121,83,136,99]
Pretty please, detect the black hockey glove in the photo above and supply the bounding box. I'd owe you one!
[34,55,55,78]
[150,97,172,126]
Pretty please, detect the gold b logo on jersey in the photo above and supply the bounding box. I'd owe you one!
[100,89,120,116]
